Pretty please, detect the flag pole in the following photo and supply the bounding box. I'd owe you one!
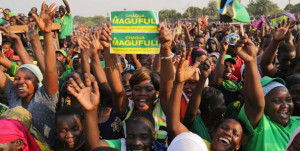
[240,23,244,36]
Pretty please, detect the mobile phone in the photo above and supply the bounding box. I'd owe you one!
[0,8,3,13]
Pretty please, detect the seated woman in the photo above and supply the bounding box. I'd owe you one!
[0,119,41,151]
[0,2,59,146]
[67,73,167,151]
[167,48,245,151]
[234,34,300,151]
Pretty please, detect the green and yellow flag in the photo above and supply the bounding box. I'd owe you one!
[217,0,250,23]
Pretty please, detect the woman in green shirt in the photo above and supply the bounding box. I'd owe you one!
[234,32,300,151]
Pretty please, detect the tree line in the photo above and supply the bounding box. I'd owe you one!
[73,0,300,25]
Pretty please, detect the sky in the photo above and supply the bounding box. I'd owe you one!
[1,0,299,17]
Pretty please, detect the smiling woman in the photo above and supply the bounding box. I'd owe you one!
[0,2,59,146]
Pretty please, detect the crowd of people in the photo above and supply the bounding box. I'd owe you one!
[0,1,300,151]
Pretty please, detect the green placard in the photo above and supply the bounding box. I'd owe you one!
[110,33,160,54]
[110,11,159,32]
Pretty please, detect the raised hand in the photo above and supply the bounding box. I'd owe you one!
[26,22,37,41]
[32,2,58,33]
[158,23,172,54]
[100,22,112,49]
[220,37,230,52]
[234,35,258,63]
[199,59,212,79]
[67,73,100,111]
[0,26,19,39]
[175,48,200,83]
[273,21,290,42]
[90,29,103,51]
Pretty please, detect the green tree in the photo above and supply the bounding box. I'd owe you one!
[183,6,202,19]
[208,0,218,18]
[247,0,283,16]
[159,9,181,21]
[290,3,300,14]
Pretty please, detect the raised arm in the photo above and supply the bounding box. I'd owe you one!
[260,22,290,77]
[0,27,32,64]
[158,23,175,113]
[68,73,109,149]
[63,0,71,14]
[130,54,142,69]
[235,35,265,127]
[210,38,229,88]
[101,23,128,115]
[89,29,113,105]
[183,59,211,129]
[33,2,59,96]
[167,48,199,138]
[27,23,45,73]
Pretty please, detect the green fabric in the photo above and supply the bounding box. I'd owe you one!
[60,65,72,80]
[105,139,122,150]
[101,61,105,68]
[217,0,250,23]
[238,106,300,151]
[57,13,73,39]
[224,101,240,118]
[190,115,212,142]
[54,18,60,23]
[0,103,8,115]
[10,61,19,75]
[0,18,5,24]
[8,12,15,17]
[221,80,243,92]
[260,76,286,87]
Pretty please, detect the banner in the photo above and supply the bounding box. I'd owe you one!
[110,11,160,54]
[111,33,160,54]
[111,11,159,32]
[271,16,288,27]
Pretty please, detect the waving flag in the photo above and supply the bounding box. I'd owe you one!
[217,0,250,23]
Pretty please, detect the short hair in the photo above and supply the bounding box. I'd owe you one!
[129,67,160,91]
[2,40,12,47]
[213,117,247,136]
[200,87,225,114]
[55,105,83,124]
[278,43,295,55]
[194,35,205,41]
[126,111,155,132]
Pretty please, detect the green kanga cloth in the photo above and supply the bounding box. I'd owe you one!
[224,101,240,118]
[238,106,300,151]
[0,103,8,115]
[221,80,243,92]
[57,13,73,39]
[190,114,212,142]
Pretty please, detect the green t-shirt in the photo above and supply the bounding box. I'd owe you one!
[0,18,5,24]
[238,106,300,151]
[190,114,212,142]
[58,13,73,39]
[60,65,72,80]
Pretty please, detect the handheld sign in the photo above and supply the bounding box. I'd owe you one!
[110,11,160,54]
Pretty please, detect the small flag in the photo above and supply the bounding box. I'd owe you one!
[217,0,250,23]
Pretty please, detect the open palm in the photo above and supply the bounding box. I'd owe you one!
[32,2,58,33]
[67,73,100,111]
[175,48,200,83]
